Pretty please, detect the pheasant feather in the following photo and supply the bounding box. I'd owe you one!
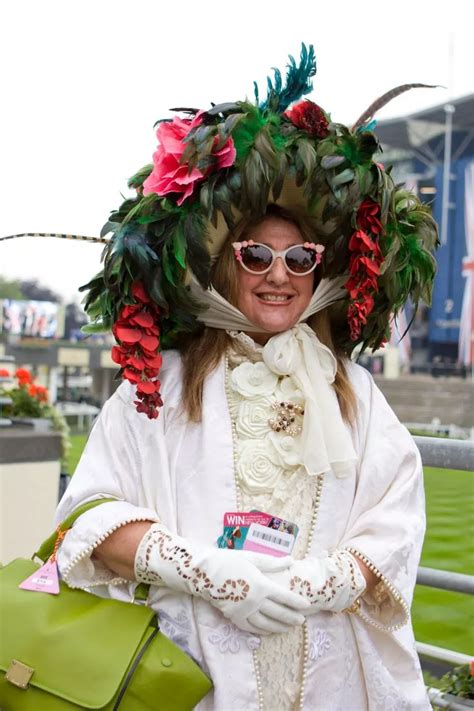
[0,232,108,244]
[352,83,439,131]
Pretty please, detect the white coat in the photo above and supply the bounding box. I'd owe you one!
[56,350,430,710]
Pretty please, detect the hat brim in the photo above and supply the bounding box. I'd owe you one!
[205,177,320,257]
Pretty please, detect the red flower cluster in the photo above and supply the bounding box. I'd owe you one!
[345,199,384,341]
[15,368,33,386]
[28,383,49,403]
[111,281,163,419]
[284,100,329,138]
[2,367,49,403]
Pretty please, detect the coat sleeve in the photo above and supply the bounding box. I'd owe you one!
[340,366,426,632]
[55,382,167,591]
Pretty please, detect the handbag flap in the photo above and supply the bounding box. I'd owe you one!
[0,558,156,708]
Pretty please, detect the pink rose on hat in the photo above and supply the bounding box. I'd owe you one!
[143,114,236,205]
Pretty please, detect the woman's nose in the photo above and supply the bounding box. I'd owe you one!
[266,257,290,285]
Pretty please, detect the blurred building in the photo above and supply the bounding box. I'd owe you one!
[375,94,474,374]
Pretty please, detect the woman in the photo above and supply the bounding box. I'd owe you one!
[56,45,438,710]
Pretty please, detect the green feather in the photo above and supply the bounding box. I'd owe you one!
[232,105,268,160]
[184,211,211,287]
[103,223,159,286]
[272,152,289,201]
[81,321,111,335]
[172,225,187,269]
[254,127,279,168]
[296,139,317,179]
[240,148,271,214]
[213,181,236,231]
[257,43,316,113]
[127,164,153,190]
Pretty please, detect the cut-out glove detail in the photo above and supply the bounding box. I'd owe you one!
[270,550,366,614]
[135,523,311,635]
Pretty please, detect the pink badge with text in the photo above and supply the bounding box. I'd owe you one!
[19,559,60,595]
[218,511,298,557]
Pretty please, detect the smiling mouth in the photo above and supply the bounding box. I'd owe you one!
[257,294,293,303]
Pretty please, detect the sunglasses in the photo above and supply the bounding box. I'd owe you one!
[233,240,325,276]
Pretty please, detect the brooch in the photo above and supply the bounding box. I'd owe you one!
[268,401,304,437]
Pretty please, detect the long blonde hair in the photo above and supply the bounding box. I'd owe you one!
[180,207,356,423]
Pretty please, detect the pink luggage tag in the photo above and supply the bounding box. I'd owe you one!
[19,525,66,595]
[19,559,60,594]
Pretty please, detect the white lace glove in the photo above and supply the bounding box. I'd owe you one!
[135,523,311,635]
[267,550,367,615]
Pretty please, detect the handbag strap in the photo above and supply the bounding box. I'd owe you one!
[113,621,160,710]
[34,497,118,562]
[33,497,150,602]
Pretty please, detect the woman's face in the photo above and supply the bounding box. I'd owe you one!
[235,217,314,342]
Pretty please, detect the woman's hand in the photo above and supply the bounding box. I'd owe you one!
[263,550,367,615]
[134,523,311,634]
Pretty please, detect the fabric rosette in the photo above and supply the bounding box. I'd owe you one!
[274,374,305,406]
[268,432,303,468]
[236,440,286,495]
[230,362,279,399]
[235,398,274,440]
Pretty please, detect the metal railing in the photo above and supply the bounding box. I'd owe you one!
[414,436,474,472]
[412,436,473,705]
[414,436,473,599]
[428,687,474,710]
[416,567,474,595]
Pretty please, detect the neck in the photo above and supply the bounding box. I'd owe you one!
[246,330,272,345]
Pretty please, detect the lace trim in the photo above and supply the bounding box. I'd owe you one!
[135,526,250,602]
[61,514,157,589]
[227,331,263,366]
[345,547,409,631]
[290,550,365,607]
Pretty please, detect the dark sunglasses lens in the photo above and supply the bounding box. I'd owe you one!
[285,246,317,274]
[241,244,273,272]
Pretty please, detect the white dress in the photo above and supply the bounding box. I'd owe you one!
[55,337,430,710]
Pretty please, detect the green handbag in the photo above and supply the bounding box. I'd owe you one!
[0,500,213,710]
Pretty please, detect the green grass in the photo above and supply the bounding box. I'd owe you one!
[67,433,88,475]
[67,437,474,653]
[412,466,474,656]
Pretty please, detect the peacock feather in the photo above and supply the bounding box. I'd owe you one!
[352,83,439,131]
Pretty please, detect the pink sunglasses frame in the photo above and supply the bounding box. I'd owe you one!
[232,239,325,276]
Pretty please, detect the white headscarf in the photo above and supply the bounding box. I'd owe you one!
[189,276,357,477]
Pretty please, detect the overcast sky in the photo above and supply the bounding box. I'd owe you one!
[1,0,473,303]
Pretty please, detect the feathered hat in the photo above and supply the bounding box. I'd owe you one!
[2,44,439,418]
